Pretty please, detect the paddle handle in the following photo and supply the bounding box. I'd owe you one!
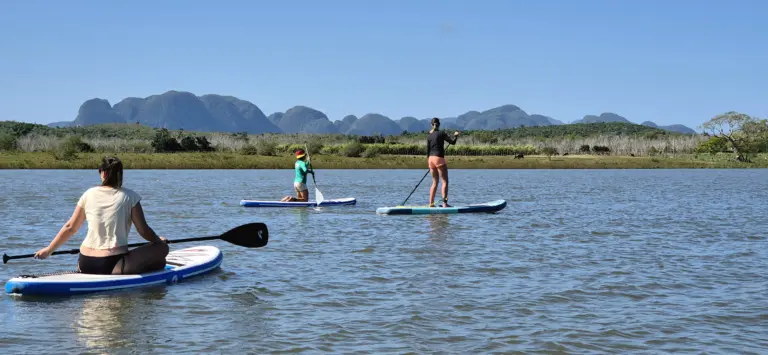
[4,249,80,263]
[2,235,221,264]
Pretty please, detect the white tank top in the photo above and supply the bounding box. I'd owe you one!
[77,186,142,250]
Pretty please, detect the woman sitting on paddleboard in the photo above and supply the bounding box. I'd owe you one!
[427,117,460,207]
[33,156,169,275]
[280,149,314,202]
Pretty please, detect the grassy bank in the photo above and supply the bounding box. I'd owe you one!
[1,121,708,157]
[1,152,767,169]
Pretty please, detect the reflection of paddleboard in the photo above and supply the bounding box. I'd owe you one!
[376,199,507,215]
[5,246,222,296]
[239,197,356,207]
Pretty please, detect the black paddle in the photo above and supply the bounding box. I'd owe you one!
[304,142,318,186]
[304,142,325,205]
[2,222,269,264]
[401,170,430,206]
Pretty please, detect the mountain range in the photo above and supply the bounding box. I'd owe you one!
[46,90,697,135]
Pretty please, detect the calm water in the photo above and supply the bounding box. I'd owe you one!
[1,169,767,354]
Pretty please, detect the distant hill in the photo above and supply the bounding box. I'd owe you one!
[46,90,697,134]
[47,121,74,128]
[572,113,631,124]
[570,112,696,134]
[641,121,696,134]
[52,91,280,134]
[275,106,338,134]
[347,114,403,136]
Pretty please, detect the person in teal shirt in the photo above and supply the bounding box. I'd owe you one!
[281,149,314,202]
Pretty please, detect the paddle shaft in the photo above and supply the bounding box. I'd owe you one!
[401,140,455,206]
[401,170,430,206]
[3,235,224,264]
[305,143,323,206]
[305,143,317,185]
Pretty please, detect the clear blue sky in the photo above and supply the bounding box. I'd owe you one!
[0,0,765,129]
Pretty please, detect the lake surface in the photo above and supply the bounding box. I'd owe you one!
[1,169,767,354]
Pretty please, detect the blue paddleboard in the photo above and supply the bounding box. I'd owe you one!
[239,197,356,207]
[5,246,222,296]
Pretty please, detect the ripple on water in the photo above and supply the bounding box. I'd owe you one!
[1,169,767,354]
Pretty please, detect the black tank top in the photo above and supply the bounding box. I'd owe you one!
[427,130,457,157]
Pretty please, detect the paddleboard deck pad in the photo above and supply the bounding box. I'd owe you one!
[240,197,356,207]
[376,199,507,215]
[5,246,222,296]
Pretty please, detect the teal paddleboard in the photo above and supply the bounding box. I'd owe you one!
[376,199,506,215]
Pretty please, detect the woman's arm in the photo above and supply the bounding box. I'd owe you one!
[131,202,164,243]
[444,130,459,145]
[34,206,86,259]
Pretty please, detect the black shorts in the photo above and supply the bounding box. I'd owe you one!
[78,253,128,275]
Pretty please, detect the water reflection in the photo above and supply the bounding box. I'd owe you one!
[426,214,451,239]
[287,208,311,227]
[74,289,167,352]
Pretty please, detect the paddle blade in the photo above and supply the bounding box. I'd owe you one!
[315,188,325,205]
[3,253,8,264]
[219,223,269,248]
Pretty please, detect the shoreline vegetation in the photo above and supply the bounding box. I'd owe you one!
[1,116,766,169]
[2,152,767,169]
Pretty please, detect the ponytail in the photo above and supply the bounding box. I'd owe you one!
[99,156,124,188]
[430,117,440,133]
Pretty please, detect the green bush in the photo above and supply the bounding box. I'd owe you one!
[53,136,91,161]
[541,146,558,160]
[362,145,383,158]
[695,136,729,155]
[343,141,365,157]
[151,128,182,153]
[60,135,93,153]
[240,144,259,155]
[254,140,277,156]
[305,141,324,155]
[180,136,199,151]
[195,137,214,152]
[592,145,610,155]
[0,133,17,151]
[320,145,341,155]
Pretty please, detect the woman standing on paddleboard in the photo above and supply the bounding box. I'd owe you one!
[427,117,460,207]
[33,156,169,275]
[280,149,314,202]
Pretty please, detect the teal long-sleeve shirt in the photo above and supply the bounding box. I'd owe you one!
[294,160,312,183]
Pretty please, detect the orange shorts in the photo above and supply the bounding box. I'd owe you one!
[428,156,446,169]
